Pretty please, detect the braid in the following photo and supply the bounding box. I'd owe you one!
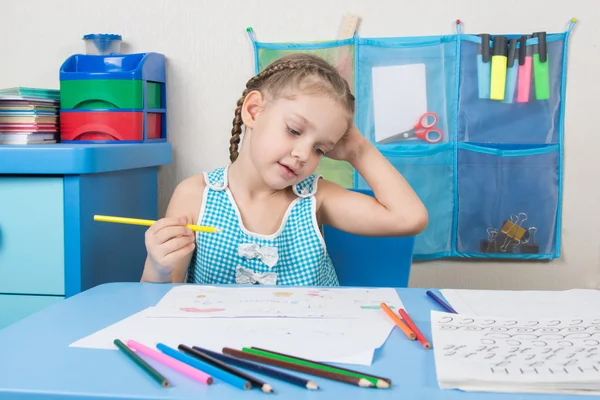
[228,54,354,162]
[229,89,248,162]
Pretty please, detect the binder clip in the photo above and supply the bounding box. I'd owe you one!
[520,227,539,254]
[480,212,539,254]
[480,228,499,253]
[499,213,530,252]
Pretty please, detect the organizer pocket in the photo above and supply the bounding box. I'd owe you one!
[357,145,454,256]
[255,39,355,92]
[356,36,457,147]
[457,144,559,257]
[316,157,354,188]
[458,35,565,144]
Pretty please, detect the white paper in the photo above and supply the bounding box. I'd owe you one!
[70,307,396,365]
[431,311,600,394]
[371,63,427,144]
[440,289,600,319]
[147,286,405,319]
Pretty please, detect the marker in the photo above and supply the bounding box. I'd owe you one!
[533,31,550,100]
[502,38,519,104]
[477,34,491,99]
[490,35,508,101]
[517,35,533,103]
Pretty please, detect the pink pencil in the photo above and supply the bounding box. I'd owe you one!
[127,340,213,385]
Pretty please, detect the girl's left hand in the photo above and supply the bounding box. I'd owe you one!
[326,125,368,163]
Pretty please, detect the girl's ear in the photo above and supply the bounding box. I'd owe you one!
[241,90,264,129]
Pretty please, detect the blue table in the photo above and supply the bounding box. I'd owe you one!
[0,283,576,399]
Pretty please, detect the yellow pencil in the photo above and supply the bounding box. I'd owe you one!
[93,215,222,233]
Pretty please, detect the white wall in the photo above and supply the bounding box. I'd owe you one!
[3,0,599,290]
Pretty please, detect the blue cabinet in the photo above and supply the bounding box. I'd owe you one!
[0,143,171,329]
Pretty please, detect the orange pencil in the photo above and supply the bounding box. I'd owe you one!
[380,303,416,340]
[398,308,431,349]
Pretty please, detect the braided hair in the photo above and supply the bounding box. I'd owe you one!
[229,53,355,162]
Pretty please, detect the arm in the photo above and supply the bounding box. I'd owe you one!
[317,129,428,236]
[141,174,206,283]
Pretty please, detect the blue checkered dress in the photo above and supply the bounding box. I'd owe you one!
[186,166,339,286]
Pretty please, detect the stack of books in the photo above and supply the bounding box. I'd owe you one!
[0,87,60,145]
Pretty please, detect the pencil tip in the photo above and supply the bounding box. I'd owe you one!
[262,384,273,393]
[377,380,391,389]
[306,381,319,390]
[359,378,374,388]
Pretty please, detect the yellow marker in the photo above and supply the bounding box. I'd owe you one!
[490,35,508,100]
[93,215,222,233]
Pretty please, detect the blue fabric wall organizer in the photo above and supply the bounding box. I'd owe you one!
[248,19,577,260]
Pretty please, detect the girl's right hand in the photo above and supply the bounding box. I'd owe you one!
[145,216,196,276]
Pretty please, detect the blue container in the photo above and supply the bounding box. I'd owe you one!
[83,34,122,55]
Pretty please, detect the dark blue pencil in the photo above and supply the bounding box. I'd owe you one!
[426,290,457,313]
[179,345,273,393]
[192,346,319,390]
[156,343,252,390]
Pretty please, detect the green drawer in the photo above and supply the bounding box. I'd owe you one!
[0,177,65,295]
[60,80,163,109]
[0,294,63,330]
[60,79,143,109]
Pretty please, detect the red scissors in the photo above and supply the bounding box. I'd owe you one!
[396,112,443,144]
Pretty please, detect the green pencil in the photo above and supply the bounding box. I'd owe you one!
[242,347,389,388]
[114,339,171,388]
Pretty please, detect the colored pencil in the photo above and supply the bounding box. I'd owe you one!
[222,347,374,388]
[249,346,391,387]
[179,345,272,393]
[93,214,221,233]
[426,290,457,313]
[126,340,213,385]
[113,339,170,388]
[380,302,416,340]
[157,343,251,390]
[244,347,388,388]
[193,346,318,390]
[398,309,431,349]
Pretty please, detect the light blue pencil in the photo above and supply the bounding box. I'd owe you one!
[156,343,252,390]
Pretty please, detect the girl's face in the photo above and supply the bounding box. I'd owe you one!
[243,90,350,190]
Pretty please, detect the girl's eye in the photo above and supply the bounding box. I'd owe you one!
[314,147,325,156]
[286,125,301,136]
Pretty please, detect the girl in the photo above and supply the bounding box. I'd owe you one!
[141,53,427,285]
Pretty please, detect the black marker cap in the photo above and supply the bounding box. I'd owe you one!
[518,34,533,65]
[492,35,508,57]
[492,36,508,57]
[478,34,491,63]
[534,31,547,63]
[518,35,527,65]
[507,38,518,67]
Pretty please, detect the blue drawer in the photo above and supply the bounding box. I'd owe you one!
[0,177,65,295]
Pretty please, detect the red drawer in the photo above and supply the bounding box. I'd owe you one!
[60,111,162,141]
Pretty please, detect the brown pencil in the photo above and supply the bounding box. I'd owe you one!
[222,347,374,388]
[250,346,391,387]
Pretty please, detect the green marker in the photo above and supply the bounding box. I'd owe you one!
[533,32,550,100]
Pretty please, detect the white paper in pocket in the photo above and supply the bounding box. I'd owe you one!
[371,64,427,143]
